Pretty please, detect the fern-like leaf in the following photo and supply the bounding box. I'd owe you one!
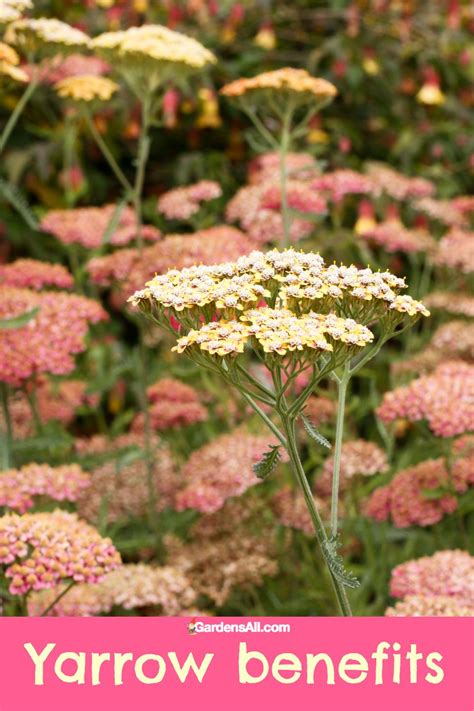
[253,444,281,480]
[322,535,360,589]
[301,413,331,449]
[0,178,39,229]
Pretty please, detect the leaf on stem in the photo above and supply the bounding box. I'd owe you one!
[0,307,39,330]
[322,535,360,589]
[300,413,331,449]
[253,444,282,480]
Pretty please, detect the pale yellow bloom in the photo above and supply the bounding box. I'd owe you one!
[55,74,119,102]
[221,68,337,100]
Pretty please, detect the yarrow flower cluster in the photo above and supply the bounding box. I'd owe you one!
[132,377,207,432]
[0,0,32,24]
[248,152,318,184]
[377,361,474,437]
[0,258,73,290]
[175,429,281,513]
[434,228,474,274]
[389,549,474,599]
[75,432,176,524]
[5,18,90,55]
[392,321,474,376]
[385,595,474,617]
[413,197,465,227]
[431,320,474,361]
[365,164,434,201]
[157,181,222,221]
[365,454,474,528]
[311,170,375,203]
[272,485,332,535]
[220,68,337,103]
[0,40,27,82]
[131,249,428,373]
[0,286,107,385]
[360,219,436,255]
[91,24,215,97]
[226,181,318,244]
[0,510,120,595]
[315,439,388,496]
[0,463,90,513]
[41,204,161,250]
[27,564,196,616]
[424,291,474,318]
[54,74,119,102]
[88,226,255,306]
[35,54,110,84]
[165,498,277,606]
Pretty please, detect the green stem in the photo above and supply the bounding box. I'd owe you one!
[0,78,39,155]
[83,108,133,196]
[25,385,42,435]
[280,414,352,616]
[0,383,12,468]
[40,581,75,617]
[240,391,287,447]
[330,362,350,538]
[133,94,152,252]
[279,109,292,249]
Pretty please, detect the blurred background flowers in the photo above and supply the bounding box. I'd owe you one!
[0,0,472,617]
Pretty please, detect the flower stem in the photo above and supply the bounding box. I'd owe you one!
[279,109,292,249]
[330,362,350,538]
[40,581,75,617]
[133,94,152,252]
[0,78,39,155]
[280,414,352,616]
[0,383,12,468]
[82,108,133,196]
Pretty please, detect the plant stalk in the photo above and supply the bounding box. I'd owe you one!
[330,362,350,538]
[280,414,352,616]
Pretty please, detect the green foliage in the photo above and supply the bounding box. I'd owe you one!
[253,445,282,480]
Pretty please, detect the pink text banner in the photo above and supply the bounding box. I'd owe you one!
[0,617,472,710]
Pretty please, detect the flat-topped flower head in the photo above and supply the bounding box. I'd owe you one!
[0,510,121,595]
[0,258,73,290]
[131,249,428,373]
[92,25,215,95]
[389,550,474,600]
[27,563,196,617]
[386,595,474,617]
[434,228,474,274]
[377,361,474,437]
[0,463,90,513]
[0,0,32,24]
[5,18,90,56]
[221,68,337,105]
[157,180,222,221]
[41,204,161,250]
[0,286,107,385]
[54,74,119,102]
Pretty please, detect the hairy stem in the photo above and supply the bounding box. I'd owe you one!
[330,362,350,538]
[280,414,352,616]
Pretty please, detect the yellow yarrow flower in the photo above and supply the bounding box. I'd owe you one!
[54,75,119,102]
